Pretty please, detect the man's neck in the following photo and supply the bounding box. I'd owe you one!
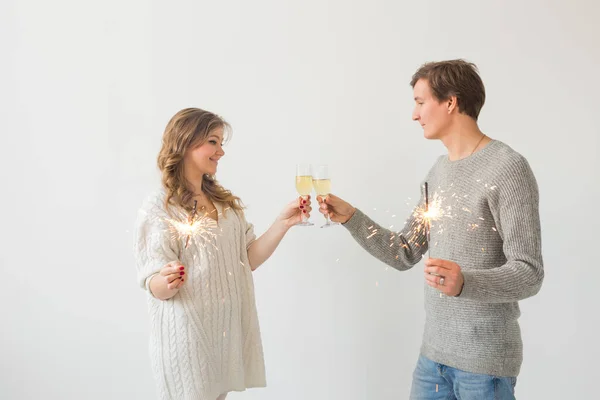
[440,119,489,161]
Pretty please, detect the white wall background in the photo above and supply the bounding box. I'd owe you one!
[1,0,598,398]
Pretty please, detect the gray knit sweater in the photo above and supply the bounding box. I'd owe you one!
[343,140,544,377]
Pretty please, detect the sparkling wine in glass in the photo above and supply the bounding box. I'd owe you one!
[295,164,314,226]
[313,164,338,228]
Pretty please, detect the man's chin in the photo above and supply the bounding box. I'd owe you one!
[424,130,440,140]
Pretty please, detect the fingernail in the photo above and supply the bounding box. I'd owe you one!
[179,266,184,271]
[303,200,307,204]
[303,210,307,214]
[300,205,304,209]
[180,271,185,275]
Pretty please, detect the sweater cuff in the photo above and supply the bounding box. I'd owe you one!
[458,270,476,299]
[145,273,159,298]
[342,208,367,234]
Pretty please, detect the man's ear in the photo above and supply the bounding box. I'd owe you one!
[447,96,458,114]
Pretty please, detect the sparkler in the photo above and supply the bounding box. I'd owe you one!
[185,200,198,249]
[423,182,445,297]
[425,182,430,259]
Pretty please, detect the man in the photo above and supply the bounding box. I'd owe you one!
[318,59,543,399]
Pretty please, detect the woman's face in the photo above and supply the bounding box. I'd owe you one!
[184,127,225,178]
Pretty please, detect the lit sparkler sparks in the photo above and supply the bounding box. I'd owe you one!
[164,200,219,255]
[359,179,498,278]
[410,182,447,256]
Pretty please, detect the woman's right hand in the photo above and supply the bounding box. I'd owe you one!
[149,261,186,300]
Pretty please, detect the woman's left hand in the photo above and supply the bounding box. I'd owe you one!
[277,195,312,228]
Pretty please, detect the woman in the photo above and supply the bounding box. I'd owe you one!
[134,108,311,400]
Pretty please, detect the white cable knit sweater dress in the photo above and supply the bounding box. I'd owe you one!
[134,190,266,400]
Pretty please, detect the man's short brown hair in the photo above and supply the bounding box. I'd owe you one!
[410,59,486,120]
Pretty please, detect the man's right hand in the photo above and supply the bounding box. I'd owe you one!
[317,194,356,224]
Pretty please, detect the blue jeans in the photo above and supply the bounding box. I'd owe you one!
[409,355,517,400]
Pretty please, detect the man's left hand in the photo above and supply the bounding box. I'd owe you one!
[424,258,464,297]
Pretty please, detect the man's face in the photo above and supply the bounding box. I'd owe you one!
[412,79,452,140]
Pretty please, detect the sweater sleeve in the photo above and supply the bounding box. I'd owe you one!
[133,205,181,290]
[459,155,544,302]
[342,189,429,271]
[243,212,257,250]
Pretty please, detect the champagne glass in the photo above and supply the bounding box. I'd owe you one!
[295,163,314,226]
[313,164,339,228]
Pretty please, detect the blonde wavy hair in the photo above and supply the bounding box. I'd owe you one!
[157,108,243,212]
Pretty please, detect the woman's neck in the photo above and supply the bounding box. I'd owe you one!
[184,171,204,197]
